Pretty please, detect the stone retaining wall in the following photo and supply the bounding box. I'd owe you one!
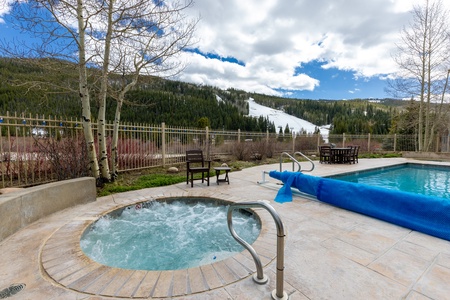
[0,177,96,242]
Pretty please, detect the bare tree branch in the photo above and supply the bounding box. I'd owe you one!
[389,0,450,151]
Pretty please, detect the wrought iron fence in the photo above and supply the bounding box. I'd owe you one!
[0,112,447,188]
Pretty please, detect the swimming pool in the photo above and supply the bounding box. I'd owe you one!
[270,168,450,241]
[330,163,450,199]
[80,197,261,270]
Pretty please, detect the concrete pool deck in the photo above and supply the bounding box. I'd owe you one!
[1,157,450,299]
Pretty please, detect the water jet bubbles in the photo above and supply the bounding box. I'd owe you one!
[81,198,260,270]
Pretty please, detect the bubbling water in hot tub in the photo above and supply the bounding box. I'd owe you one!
[80,197,261,270]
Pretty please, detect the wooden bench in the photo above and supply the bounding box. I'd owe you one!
[186,150,211,187]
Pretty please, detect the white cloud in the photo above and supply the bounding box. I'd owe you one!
[177,50,319,96]
[179,0,446,96]
[2,0,448,98]
[0,0,16,23]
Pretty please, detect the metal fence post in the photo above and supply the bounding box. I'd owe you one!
[445,135,450,152]
[205,126,210,159]
[161,122,166,167]
[292,132,295,153]
[436,135,440,152]
[394,134,397,152]
[368,133,371,152]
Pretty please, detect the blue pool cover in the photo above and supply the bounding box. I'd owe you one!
[269,171,450,241]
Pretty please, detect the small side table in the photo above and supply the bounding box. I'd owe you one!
[214,167,231,185]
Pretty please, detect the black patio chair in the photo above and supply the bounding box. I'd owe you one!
[319,145,332,164]
[186,149,211,187]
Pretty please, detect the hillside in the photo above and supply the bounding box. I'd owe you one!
[247,98,330,135]
[0,58,275,132]
[0,57,404,134]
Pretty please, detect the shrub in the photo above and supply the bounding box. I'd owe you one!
[232,141,251,160]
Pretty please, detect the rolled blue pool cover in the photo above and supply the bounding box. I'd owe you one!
[269,170,450,241]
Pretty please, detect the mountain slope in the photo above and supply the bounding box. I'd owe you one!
[0,57,401,134]
[247,98,329,135]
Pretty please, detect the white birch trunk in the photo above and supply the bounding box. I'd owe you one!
[97,0,114,181]
[111,76,138,178]
[77,0,99,179]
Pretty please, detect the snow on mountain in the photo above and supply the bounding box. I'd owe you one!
[216,95,224,103]
[247,98,329,136]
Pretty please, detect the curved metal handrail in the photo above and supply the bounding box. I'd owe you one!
[293,151,315,172]
[279,152,301,172]
[258,151,314,184]
[227,200,288,300]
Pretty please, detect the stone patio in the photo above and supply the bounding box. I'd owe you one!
[1,157,449,299]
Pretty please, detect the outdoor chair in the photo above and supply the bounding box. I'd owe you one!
[343,146,355,164]
[344,145,360,164]
[186,149,211,187]
[353,145,360,163]
[318,145,332,164]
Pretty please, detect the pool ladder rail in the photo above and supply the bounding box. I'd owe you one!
[227,200,288,300]
[259,151,315,184]
[280,151,315,173]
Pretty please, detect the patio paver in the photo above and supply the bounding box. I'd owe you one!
[1,157,450,299]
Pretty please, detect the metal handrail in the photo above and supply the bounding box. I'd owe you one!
[293,151,315,172]
[258,151,314,184]
[227,200,288,300]
[279,152,301,172]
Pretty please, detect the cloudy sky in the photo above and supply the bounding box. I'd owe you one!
[177,0,433,99]
[0,0,444,100]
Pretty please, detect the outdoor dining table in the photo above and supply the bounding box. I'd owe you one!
[330,147,352,164]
